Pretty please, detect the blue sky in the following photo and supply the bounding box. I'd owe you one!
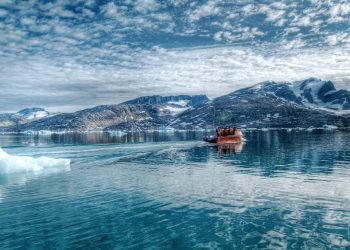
[0,0,349,112]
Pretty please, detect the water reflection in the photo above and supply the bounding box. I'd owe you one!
[0,130,349,249]
[0,130,206,146]
[217,143,244,155]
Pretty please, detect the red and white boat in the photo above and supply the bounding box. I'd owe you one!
[203,128,244,144]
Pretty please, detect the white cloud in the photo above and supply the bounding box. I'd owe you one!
[294,16,311,26]
[0,8,7,17]
[188,1,220,21]
[270,2,288,10]
[0,0,14,7]
[0,0,350,111]
[326,33,349,46]
[328,2,350,23]
[213,31,234,42]
[20,16,36,26]
[241,4,256,16]
[169,0,187,7]
[134,0,160,13]
[1,45,350,111]
[330,2,350,17]
[82,8,95,18]
[101,2,120,18]
[258,5,285,22]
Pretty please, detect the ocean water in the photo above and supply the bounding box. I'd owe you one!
[0,130,349,249]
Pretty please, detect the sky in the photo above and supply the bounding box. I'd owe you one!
[0,0,349,112]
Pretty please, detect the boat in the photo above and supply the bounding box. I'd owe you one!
[203,128,244,144]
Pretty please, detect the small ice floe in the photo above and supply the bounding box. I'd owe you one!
[307,126,315,131]
[0,148,70,174]
[322,125,338,130]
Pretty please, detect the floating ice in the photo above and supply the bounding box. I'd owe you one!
[322,124,338,130]
[0,148,70,174]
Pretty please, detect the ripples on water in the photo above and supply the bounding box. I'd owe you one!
[0,130,349,249]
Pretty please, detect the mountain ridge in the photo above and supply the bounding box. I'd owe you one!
[1,79,350,132]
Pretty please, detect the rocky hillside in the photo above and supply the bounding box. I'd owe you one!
[3,105,163,132]
[1,80,349,133]
[171,84,350,129]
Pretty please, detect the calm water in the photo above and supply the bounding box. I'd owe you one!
[0,130,350,249]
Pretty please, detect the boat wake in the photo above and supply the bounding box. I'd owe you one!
[0,148,70,174]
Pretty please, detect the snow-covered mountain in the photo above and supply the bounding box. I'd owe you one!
[0,107,49,128]
[1,80,349,132]
[172,78,350,129]
[0,96,208,132]
[16,108,50,120]
[248,78,350,111]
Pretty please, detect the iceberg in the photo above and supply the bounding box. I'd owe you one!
[0,148,70,174]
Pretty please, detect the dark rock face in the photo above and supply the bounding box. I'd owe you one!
[317,81,336,101]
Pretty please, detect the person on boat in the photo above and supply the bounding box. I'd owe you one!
[235,128,243,137]
[229,127,234,136]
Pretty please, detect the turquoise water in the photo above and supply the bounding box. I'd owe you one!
[0,130,349,249]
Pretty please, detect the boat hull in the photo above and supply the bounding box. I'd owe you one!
[203,136,243,144]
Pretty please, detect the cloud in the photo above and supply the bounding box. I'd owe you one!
[326,33,349,46]
[0,0,350,112]
[101,2,120,18]
[134,0,160,13]
[1,45,350,112]
[330,2,350,19]
[294,16,312,27]
[258,4,285,22]
[0,8,7,17]
[188,1,220,21]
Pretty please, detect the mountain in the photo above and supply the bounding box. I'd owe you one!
[9,105,164,132]
[0,107,49,129]
[171,78,350,129]
[17,108,49,119]
[0,80,349,133]
[250,78,350,110]
[122,95,209,116]
[0,96,209,132]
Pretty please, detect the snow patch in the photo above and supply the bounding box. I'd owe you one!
[24,111,49,120]
[167,100,189,107]
[161,105,189,116]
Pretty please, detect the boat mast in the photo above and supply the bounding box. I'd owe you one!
[213,104,216,129]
